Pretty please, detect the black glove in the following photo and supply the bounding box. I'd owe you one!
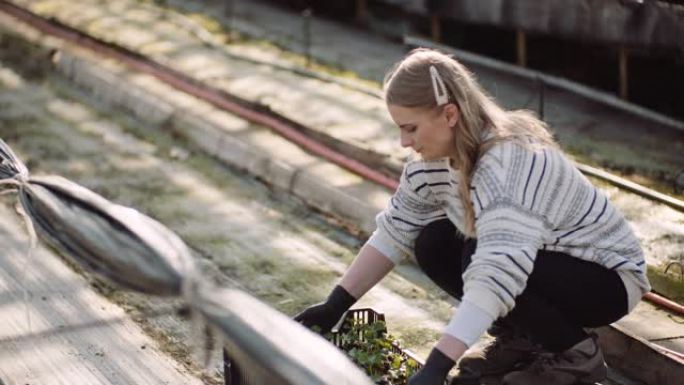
[293,285,356,334]
[408,348,455,385]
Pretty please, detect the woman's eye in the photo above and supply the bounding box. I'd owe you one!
[406,126,417,133]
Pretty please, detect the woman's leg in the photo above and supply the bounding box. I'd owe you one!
[415,220,535,380]
[414,219,473,300]
[504,250,629,352]
[414,223,629,383]
[501,252,629,385]
[415,221,629,345]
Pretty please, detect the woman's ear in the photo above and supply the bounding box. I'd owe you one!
[444,103,460,127]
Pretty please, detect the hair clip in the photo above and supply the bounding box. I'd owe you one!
[429,65,449,106]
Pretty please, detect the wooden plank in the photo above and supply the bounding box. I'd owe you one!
[619,47,629,100]
[516,29,527,67]
[355,0,368,23]
[0,203,204,385]
[430,15,441,44]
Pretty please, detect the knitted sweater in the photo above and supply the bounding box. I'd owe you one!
[367,140,650,346]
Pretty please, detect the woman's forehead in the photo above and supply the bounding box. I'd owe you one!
[388,104,429,122]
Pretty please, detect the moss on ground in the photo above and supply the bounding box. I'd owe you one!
[647,264,684,306]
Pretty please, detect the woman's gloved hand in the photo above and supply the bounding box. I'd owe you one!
[408,348,455,385]
[293,285,356,334]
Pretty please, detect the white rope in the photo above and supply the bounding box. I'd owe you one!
[0,140,34,331]
[0,179,22,188]
[181,274,217,372]
[15,187,37,334]
[0,189,17,196]
[14,172,29,185]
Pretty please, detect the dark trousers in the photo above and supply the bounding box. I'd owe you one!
[415,219,628,352]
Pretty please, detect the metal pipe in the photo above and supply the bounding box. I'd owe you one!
[643,292,684,318]
[302,8,312,68]
[538,76,545,120]
[223,0,235,43]
[576,163,684,213]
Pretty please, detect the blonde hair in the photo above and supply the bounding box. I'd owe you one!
[383,48,557,237]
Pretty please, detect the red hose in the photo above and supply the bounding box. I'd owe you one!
[653,343,684,363]
[2,0,682,319]
[0,0,400,191]
[643,292,684,316]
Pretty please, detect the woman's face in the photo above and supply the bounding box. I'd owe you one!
[388,103,459,160]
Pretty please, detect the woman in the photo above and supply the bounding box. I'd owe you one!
[294,48,649,385]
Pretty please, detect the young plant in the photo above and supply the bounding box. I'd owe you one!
[328,319,420,385]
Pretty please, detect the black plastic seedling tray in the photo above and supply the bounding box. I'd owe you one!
[223,307,423,385]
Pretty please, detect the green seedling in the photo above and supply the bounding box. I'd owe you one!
[329,319,420,385]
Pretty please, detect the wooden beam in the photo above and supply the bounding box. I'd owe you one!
[355,0,368,24]
[430,15,441,43]
[619,46,629,100]
[516,29,527,67]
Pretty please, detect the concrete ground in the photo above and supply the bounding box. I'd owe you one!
[8,0,682,274]
[0,202,206,385]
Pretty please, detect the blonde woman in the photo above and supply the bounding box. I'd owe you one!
[295,48,649,385]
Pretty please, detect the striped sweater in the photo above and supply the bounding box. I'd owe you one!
[367,140,650,346]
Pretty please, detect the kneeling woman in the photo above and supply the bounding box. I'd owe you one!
[295,48,649,385]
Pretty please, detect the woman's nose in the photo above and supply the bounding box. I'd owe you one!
[400,132,413,148]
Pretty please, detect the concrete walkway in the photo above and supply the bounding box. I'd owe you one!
[0,204,204,384]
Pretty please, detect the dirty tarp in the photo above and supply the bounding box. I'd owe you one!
[0,139,192,296]
[0,138,374,384]
[21,176,194,296]
[389,0,684,51]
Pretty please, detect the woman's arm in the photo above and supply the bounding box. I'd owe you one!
[436,333,469,361]
[293,243,394,333]
[339,243,395,299]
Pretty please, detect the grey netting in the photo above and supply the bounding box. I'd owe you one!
[19,176,191,296]
[0,138,191,296]
[0,138,374,384]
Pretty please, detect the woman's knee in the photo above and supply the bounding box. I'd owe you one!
[414,219,466,299]
[527,252,629,327]
[415,219,458,266]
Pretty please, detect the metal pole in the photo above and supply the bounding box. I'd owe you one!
[538,76,545,121]
[302,8,312,68]
[516,29,527,68]
[430,15,441,44]
[224,0,235,43]
[356,0,368,24]
[619,46,629,100]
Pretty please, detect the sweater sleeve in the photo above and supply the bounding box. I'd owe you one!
[445,143,551,344]
[366,160,446,264]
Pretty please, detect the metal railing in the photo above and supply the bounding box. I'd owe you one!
[0,138,375,385]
